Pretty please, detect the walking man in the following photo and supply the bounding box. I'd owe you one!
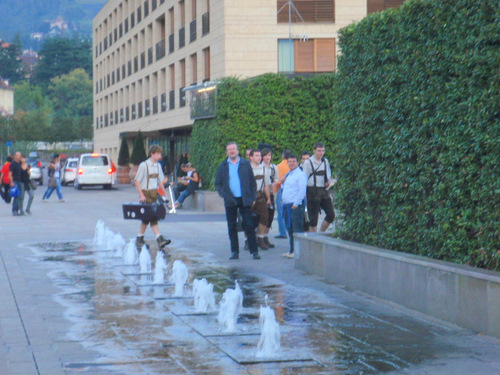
[302,142,335,232]
[281,154,307,258]
[249,149,270,250]
[134,145,171,253]
[215,142,261,260]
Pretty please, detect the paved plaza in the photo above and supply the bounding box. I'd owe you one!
[1,184,499,375]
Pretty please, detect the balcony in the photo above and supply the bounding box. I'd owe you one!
[179,26,185,49]
[156,39,166,61]
[190,19,197,43]
[202,12,210,36]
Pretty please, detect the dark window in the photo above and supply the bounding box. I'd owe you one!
[130,13,135,28]
[169,90,175,109]
[116,68,120,82]
[190,19,197,43]
[119,24,123,38]
[125,18,129,33]
[122,63,127,78]
[179,87,186,107]
[179,26,185,48]
[202,12,209,36]
[111,71,115,85]
[169,33,174,53]
[152,0,157,11]
[148,47,153,65]
[104,114,108,126]
[131,104,136,119]
[145,99,150,116]
[156,39,166,60]
[120,108,124,123]
[161,93,167,111]
[134,56,139,72]
[126,106,130,121]
[144,1,149,17]
[140,52,145,69]
[152,96,158,114]
[138,102,143,117]
[137,6,142,22]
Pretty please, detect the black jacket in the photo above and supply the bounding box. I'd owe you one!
[215,157,256,207]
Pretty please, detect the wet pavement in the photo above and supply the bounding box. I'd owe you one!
[1,184,500,375]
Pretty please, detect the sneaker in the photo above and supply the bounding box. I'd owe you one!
[59,199,65,202]
[157,235,171,249]
[136,236,145,250]
[229,252,239,260]
[252,252,261,260]
[282,252,295,258]
[275,235,287,239]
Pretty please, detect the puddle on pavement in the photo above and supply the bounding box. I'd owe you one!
[28,240,450,374]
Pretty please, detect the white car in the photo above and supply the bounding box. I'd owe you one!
[74,153,114,190]
[61,158,79,186]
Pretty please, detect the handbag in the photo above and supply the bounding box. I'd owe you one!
[30,179,37,190]
[9,185,20,198]
[48,176,57,188]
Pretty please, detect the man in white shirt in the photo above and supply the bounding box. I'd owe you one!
[134,145,171,253]
[281,154,307,258]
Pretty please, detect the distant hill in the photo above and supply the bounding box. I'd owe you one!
[0,0,107,49]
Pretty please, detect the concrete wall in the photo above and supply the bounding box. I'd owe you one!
[181,190,225,212]
[295,234,500,339]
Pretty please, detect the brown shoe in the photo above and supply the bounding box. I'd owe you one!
[264,236,275,248]
[257,237,269,250]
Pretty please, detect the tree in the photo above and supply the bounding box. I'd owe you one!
[33,37,92,88]
[130,132,147,165]
[118,137,130,166]
[48,68,93,140]
[0,33,23,83]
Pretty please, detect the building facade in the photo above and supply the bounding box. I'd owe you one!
[93,0,405,167]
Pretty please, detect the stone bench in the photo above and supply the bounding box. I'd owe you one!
[180,190,225,212]
[295,233,500,339]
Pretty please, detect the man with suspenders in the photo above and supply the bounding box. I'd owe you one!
[302,142,335,232]
[249,149,271,250]
[134,145,171,253]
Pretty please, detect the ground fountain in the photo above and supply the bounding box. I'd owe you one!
[139,246,152,274]
[153,252,168,284]
[123,239,138,265]
[192,278,216,313]
[111,233,126,256]
[93,220,106,247]
[170,260,188,297]
[217,280,243,333]
[256,295,281,358]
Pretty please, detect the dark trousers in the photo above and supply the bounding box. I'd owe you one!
[1,183,11,203]
[225,197,258,254]
[283,203,305,253]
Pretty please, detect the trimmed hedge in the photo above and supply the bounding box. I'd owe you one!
[191,74,337,189]
[130,131,147,165]
[117,137,130,166]
[333,0,499,270]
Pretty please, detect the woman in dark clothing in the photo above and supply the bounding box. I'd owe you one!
[20,157,35,215]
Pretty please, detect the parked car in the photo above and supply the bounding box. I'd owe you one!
[27,160,43,185]
[61,157,79,186]
[74,153,114,190]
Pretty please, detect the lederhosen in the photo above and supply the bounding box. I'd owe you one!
[306,158,335,227]
[251,165,269,226]
[141,162,160,225]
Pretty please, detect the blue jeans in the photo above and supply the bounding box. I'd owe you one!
[12,182,23,213]
[43,178,63,200]
[176,187,195,204]
[275,188,288,237]
[283,203,305,253]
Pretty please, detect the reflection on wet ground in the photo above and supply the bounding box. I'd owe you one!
[29,241,460,374]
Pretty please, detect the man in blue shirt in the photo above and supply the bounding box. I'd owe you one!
[281,154,307,258]
[215,142,260,260]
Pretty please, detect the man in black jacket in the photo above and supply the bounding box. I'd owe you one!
[215,142,260,260]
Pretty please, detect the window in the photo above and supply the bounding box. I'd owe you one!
[202,47,210,82]
[278,38,335,73]
[367,0,406,14]
[190,53,197,84]
[277,0,334,23]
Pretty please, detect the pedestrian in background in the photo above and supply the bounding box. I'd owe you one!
[42,155,64,202]
[215,142,260,260]
[20,156,35,215]
[9,152,23,215]
[0,155,13,203]
[281,154,307,258]
[261,148,279,248]
[274,149,292,239]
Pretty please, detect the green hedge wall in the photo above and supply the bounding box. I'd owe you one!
[333,0,499,270]
[191,74,337,189]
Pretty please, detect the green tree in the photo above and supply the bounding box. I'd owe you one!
[130,131,147,165]
[48,68,93,141]
[33,37,92,88]
[0,33,23,83]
